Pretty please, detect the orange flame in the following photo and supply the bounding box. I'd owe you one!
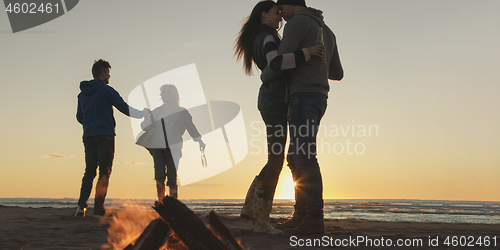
[100,202,159,250]
[236,238,243,248]
[160,232,188,250]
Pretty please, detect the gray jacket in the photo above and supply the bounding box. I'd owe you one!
[261,7,343,97]
[141,105,200,149]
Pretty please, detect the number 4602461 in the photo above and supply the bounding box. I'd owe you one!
[443,236,497,247]
[5,2,59,14]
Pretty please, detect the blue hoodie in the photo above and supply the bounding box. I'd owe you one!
[76,80,143,138]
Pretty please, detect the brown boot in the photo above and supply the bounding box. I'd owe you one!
[283,214,325,235]
[240,176,261,220]
[169,186,178,199]
[156,180,166,203]
[274,212,305,230]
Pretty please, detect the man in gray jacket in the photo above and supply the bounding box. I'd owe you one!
[263,0,343,235]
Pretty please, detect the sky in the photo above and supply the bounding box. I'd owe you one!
[0,0,499,201]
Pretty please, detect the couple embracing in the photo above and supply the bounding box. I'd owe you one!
[235,0,343,235]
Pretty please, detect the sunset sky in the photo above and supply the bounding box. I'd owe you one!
[0,0,499,201]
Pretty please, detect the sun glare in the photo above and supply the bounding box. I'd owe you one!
[275,171,295,199]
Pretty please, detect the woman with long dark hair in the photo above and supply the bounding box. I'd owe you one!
[234,0,324,234]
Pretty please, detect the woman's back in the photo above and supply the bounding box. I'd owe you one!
[149,105,200,149]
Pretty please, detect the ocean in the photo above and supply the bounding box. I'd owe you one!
[1,198,499,225]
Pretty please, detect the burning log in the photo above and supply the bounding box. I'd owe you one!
[124,219,171,250]
[154,197,234,250]
[207,211,243,250]
[120,197,243,249]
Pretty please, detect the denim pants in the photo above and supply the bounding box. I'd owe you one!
[78,135,115,211]
[153,147,181,188]
[257,111,288,200]
[287,92,327,218]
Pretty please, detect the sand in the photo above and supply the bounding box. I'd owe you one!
[1,205,499,249]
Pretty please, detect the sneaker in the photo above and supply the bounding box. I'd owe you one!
[75,207,86,217]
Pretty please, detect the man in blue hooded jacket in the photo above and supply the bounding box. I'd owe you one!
[76,59,145,217]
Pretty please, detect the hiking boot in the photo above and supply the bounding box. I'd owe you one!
[274,212,305,230]
[241,176,261,220]
[75,207,86,217]
[283,214,325,235]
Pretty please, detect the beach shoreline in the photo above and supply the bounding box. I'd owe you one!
[1,205,499,249]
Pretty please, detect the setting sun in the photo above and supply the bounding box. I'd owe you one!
[274,171,295,199]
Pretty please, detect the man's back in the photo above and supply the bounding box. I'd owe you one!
[77,79,136,137]
[278,7,343,96]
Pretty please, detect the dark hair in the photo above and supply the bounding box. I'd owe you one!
[92,59,111,78]
[234,0,276,76]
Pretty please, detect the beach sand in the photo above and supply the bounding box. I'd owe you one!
[1,205,499,249]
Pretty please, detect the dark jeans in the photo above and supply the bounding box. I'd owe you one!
[153,148,179,188]
[78,135,115,211]
[287,92,327,218]
[257,111,288,200]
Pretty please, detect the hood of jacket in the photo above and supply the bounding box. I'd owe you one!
[79,80,105,96]
[296,7,324,27]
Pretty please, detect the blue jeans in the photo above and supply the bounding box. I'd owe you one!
[153,148,181,188]
[78,135,114,212]
[287,92,327,218]
[257,111,288,200]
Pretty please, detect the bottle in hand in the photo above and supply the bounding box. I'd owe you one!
[316,27,324,45]
[201,150,207,167]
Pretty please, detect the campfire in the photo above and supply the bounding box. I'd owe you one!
[102,197,243,250]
